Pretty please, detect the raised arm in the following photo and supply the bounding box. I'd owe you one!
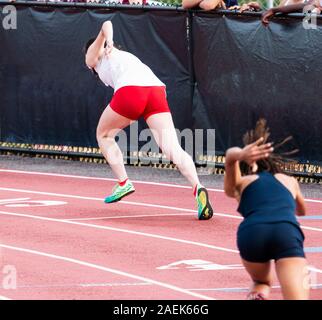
[85,21,114,69]
[224,147,244,198]
[224,138,274,198]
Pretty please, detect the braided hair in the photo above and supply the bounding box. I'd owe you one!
[239,119,299,176]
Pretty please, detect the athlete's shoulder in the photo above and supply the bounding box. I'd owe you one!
[274,173,298,197]
[275,173,297,185]
[238,174,259,195]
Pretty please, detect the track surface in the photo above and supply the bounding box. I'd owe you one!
[0,159,321,300]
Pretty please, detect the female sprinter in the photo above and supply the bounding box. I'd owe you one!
[224,119,309,299]
[85,20,213,220]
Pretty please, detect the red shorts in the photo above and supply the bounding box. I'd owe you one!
[109,86,170,121]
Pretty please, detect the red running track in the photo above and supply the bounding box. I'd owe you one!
[0,169,322,300]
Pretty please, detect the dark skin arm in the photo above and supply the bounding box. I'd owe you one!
[262,0,314,26]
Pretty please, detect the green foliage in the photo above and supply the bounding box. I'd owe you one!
[158,0,181,5]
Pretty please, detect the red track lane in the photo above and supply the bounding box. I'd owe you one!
[0,170,322,300]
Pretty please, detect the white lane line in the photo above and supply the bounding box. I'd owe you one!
[0,198,30,204]
[2,169,321,204]
[0,295,11,300]
[307,199,322,204]
[302,226,322,233]
[0,243,214,300]
[0,187,194,213]
[309,267,322,274]
[65,213,195,221]
[189,283,322,292]
[0,186,242,220]
[0,168,223,193]
[65,212,241,221]
[0,187,321,233]
[18,282,151,289]
[0,210,239,253]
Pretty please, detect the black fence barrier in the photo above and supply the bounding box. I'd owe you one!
[192,11,322,163]
[0,2,322,164]
[0,3,191,152]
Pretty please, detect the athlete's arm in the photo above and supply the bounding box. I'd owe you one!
[224,138,273,198]
[224,147,243,198]
[102,20,114,52]
[85,21,114,69]
[294,178,306,216]
[262,0,315,26]
[239,2,262,12]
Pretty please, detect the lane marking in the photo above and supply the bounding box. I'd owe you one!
[0,169,223,193]
[65,213,195,221]
[0,210,239,253]
[4,200,67,208]
[1,168,321,203]
[65,212,241,221]
[0,186,242,220]
[66,212,241,221]
[0,187,196,213]
[0,243,214,300]
[0,198,30,204]
[67,215,322,237]
[309,267,322,274]
[0,187,322,232]
[0,198,66,208]
[0,188,321,234]
[0,295,11,300]
[304,247,322,253]
[157,260,243,271]
[189,283,322,292]
[17,282,152,289]
[302,226,322,232]
[300,216,322,220]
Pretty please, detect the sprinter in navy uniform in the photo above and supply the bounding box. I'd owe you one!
[224,119,309,300]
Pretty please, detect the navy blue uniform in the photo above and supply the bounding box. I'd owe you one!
[237,172,305,263]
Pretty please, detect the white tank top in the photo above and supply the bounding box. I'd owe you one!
[94,48,165,92]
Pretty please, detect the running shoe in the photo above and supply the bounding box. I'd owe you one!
[104,180,135,203]
[196,185,213,220]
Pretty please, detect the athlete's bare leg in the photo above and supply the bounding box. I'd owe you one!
[146,112,200,188]
[96,105,133,182]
